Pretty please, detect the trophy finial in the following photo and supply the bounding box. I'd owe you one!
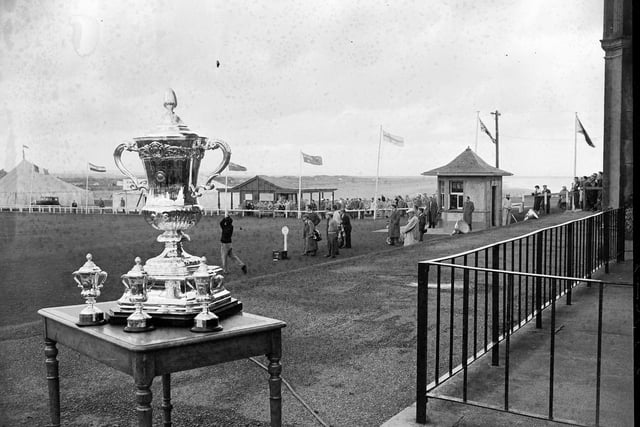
[163,89,177,113]
[86,253,93,262]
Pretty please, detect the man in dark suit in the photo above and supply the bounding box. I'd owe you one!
[418,207,427,241]
[340,208,352,248]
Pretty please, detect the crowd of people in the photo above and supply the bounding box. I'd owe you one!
[569,172,603,211]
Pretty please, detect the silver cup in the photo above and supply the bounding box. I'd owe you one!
[190,257,223,333]
[122,257,154,332]
[72,253,108,326]
[113,89,230,278]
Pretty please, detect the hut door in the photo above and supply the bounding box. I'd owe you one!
[491,185,497,227]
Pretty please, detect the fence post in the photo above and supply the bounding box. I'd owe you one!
[491,245,500,366]
[416,262,429,424]
[585,217,594,280]
[535,232,543,329]
[566,222,574,305]
[603,211,610,273]
[616,208,625,262]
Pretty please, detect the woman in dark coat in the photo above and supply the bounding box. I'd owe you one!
[387,205,402,245]
[463,196,475,231]
[302,216,317,256]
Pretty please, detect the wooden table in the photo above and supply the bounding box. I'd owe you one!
[38,302,286,426]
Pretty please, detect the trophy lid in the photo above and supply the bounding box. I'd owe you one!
[134,88,202,141]
[125,257,147,277]
[74,253,103,274]
[192,257,212,278]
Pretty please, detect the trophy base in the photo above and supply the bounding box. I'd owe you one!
[124,324,155,333]
[77,309,106,327]
[108,298,243,328]
[191,310,223,333]
[191,325,223,333]
[76,318,107,327]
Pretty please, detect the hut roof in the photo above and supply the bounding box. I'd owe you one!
[421,147,513,177]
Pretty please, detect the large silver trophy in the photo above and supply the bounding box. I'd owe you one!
[108,89,242,329]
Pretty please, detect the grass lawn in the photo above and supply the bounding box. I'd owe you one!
[0,210,588,426]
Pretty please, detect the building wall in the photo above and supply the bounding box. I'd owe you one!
[437,176,503,231]
[601,0,633,209]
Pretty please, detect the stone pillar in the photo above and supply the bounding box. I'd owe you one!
[600,0,633,209]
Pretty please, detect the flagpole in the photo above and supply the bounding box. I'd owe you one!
[474,111,479,152]
[573,112,577,179]
[298,152,302,219]
[28,162,34,211]
[85,162,89,213]
[373,125,382,220]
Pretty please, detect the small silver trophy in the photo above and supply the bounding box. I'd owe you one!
[121,257,154,333]
[190,257,223,333]
[72,253,108,326]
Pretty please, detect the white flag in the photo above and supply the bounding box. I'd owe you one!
[382,130,404,147]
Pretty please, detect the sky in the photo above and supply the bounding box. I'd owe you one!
[0,0,605,178]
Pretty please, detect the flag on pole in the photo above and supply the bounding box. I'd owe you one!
[576,116,595,148]
[301,152,323,166]
[228,162,247,171]
[478,118,496,144]
[88,162,107,172]
[22,144,29,149]
[33,164,39,173]
[382,130,404,147]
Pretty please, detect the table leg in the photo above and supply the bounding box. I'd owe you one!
[162,373,173,426]
[267,353,282,427]
[45,338,61,427]
[135,378,154,426]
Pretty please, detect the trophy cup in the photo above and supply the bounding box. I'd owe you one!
[72,253,108,326]
[190,257,223,333]
[108,89,243,327]
[121,257,154,332]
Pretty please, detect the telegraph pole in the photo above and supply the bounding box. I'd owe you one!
[491,110,500,168]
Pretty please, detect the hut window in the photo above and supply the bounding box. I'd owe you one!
[449,181,464,210]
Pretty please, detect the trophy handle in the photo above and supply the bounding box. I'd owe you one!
[97,271,108,289]
[198,138,231,192]
[114,142,148,191]
[72,273,83,288]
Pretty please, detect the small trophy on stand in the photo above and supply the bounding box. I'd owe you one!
[121,257,154,333]
[190,257,223,333]
[72,253,108,326]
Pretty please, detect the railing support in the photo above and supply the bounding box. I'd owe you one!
[535,232,543,329]
[565,223,574,305]
[491,245,500,366]
[416,262,429,424]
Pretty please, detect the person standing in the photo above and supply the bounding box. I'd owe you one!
[219,214,247,274]
[463,196,475,231]
[502,194,512,226]
[558,186,568,210]
[302,215,317,256]
[571,177,581,210]
[542,185,551,214]
[403,209,420,246]
[340,208,352,248]
[418,207,427,241]
[532,185,543,213]
[428,195,439,228]
[387,205,402,246]
[325,210,339,258]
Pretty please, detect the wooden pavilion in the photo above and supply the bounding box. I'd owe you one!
[228,175,337,210]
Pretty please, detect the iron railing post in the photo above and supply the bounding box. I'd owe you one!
[491,245,500,366]
[566,222,574,305]
[604,210,610,273]
[416,262,429,424]
[535,232,543,328]
[586,217,594,280]
[462,259,469,401]
[616,207,625,262]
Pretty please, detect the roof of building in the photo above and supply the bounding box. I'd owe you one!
[229,175,337,193]
[421,147,513,177]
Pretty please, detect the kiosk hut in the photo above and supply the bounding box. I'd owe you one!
[422,147,512,231]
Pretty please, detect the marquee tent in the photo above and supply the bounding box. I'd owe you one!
[0,160,94,207]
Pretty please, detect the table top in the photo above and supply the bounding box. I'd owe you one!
[39,301,286,352]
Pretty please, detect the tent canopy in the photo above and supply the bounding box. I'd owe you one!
[0,160,93,207]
